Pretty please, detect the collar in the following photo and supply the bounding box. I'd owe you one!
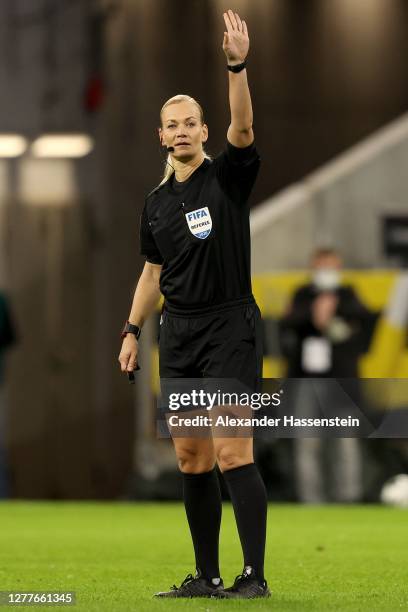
[167,158,211,194]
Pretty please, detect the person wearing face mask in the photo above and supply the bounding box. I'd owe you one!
[280,248,371,379]
[279,248,373,503]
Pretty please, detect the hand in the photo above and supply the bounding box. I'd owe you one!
[118,335,138,373]
[312,293,339,331]
[222,9,249,65]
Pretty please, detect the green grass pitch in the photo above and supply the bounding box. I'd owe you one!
[0,502,407,611]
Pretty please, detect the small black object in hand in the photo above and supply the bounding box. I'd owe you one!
[127,364,140,384]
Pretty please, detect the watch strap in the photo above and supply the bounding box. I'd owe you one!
[227,60,247,73]
[121,321,141,339]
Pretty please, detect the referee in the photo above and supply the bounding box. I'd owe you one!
[118,9,269,600]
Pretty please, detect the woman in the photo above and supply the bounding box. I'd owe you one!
[118,9,269,600]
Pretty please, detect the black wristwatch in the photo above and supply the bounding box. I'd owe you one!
[227,60,247,73]
[121,320,141,340]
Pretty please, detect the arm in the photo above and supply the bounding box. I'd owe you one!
[281,289,314,331]
[279,289,316,359]
[118,262,162,372]
[223,10,253,148]
[328,287,378,350]
[128,262,162,328]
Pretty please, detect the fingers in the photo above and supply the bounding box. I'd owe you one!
[234,12,243,32]
[119,357,128,373]
[126,357,138,372]
[224,10,247,35]
[228,9,238,30]
[223,11,233,34]
[118,351,138,372]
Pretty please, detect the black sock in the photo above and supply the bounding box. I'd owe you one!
[223,463,267,581]
[182,469,222,581]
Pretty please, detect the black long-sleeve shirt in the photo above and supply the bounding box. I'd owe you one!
[140,141,260,309]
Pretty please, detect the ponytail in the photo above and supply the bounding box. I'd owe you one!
[159,154,176,186]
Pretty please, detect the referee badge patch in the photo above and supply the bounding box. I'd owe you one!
[185,206,212,239]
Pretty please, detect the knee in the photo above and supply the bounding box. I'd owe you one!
[216,447,252,473]
[176,446,214,474]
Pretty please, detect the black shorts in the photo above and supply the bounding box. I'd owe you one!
[159,296,263,391]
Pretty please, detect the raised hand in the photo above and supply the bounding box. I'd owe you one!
[222,9,249,65]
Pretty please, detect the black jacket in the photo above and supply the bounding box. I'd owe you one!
[279,284,375,377]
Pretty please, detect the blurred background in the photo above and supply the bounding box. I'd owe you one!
[0,0,408,503]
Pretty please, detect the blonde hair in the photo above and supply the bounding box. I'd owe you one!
[159,94,211,185]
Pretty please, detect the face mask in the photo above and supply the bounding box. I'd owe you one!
[313,268,341,291]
